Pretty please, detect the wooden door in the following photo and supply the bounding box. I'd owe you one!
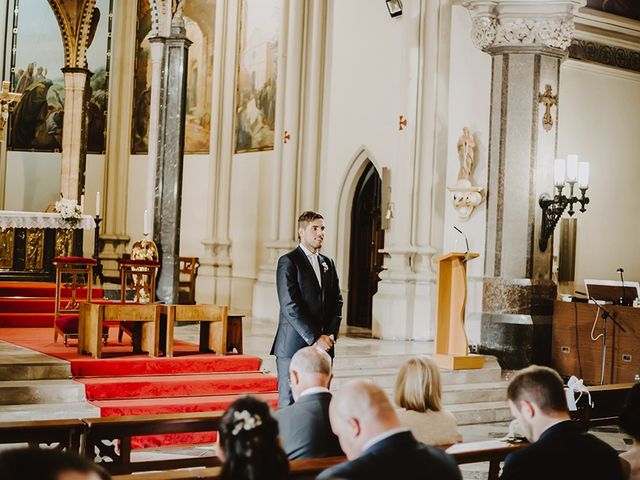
[347,162,385,328]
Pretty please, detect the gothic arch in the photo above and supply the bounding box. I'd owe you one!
[46,0,98,68]
[335,146,383,292]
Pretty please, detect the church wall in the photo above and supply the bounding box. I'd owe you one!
[442,6,491,344]
[558,60,640,288]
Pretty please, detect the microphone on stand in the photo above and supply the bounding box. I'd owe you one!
[617,267,627,306]
[453,226,470,263]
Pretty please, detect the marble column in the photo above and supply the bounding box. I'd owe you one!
[151,19,192,304]
[461,0,585,368]
[60,68,91,201]
[100,0,137,280]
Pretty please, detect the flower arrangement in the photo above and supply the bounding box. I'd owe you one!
[55,196,82,227]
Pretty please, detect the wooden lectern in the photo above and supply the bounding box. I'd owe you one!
[433,252,484,370]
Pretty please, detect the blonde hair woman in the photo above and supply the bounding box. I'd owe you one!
[394,355,462,445]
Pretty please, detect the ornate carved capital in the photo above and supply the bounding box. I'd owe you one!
[461,0,585,53]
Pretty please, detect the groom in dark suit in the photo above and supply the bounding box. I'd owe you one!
[271,211,343,407]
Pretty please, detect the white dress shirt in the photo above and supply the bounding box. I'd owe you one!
[299,243,322,287]
[299,386,331,398]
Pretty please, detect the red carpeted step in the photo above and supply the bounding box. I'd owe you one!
[0,298,56,313]
[71,355,263,377]
[0,282,102,298]
[91,392,279,416]
[0,313,54,327]
[78,372,278,400]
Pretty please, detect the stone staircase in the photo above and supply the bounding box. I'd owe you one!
[261,353,511,425]
[0,341,98,422]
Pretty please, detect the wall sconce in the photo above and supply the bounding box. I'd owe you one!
[386,0,403,17]
[538,155,590,251]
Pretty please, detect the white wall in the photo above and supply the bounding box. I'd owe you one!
[442,6,491,343]
[558,60,640,287]
[5,152,61,211]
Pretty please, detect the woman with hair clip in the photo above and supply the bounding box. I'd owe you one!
[218,395,289,480]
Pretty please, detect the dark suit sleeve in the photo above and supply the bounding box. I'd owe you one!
[277,255,320,345]
[328,258,343,338]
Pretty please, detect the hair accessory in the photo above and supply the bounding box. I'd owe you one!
[231,410,263,436]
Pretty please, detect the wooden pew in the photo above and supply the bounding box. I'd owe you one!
[82,412,224,475]
[0,418,84,452]
[111,439,527,480]
[572,382,634,430]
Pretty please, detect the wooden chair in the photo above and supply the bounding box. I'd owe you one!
[117,258,160,343]
[53,256,96,346]
[179,257,199,304]
[163,304,228,356]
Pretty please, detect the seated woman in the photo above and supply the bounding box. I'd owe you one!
[394,355,462,445]
[620,383,640,480]
[218,395,289,480]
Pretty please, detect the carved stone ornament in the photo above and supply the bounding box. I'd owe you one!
[461,0,584,52]
[447,128,485,220]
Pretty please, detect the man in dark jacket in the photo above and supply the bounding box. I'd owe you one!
[272,211,343,406]
[276,346,343,459]
[318,380,462,480]
[500,365,624,480]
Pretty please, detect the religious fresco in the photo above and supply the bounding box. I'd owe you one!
[7,0,112,153]
[234,0,281,153]
[586,0,640,21]
[132,0,216,154]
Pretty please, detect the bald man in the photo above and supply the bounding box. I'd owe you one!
[276,346,343,459]
[318,380,461,480]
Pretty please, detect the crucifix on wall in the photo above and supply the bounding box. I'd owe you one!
[538,84,558,132]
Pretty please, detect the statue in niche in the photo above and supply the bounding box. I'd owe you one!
[447,127,484,220]
[456,127,476,183]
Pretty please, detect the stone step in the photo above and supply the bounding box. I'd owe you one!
[0,361,71,381]
[0,402,100,422]
[0,379,87,405]
[441,382,508,405]
[447,400,512,426]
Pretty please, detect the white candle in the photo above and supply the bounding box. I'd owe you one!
[566,154,578,182]
[80,194,85,213]
[554,158,566,187]
[95,191,101,216]
[143,209,149,236]
[578,162,589,188]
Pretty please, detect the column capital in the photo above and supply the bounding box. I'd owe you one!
[459,0,586,52]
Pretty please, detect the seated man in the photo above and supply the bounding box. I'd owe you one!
[500,365,624,480]
[318,380,462,480]
[277,346,343,459]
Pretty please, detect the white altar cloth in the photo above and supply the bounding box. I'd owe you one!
[0,211,96,230]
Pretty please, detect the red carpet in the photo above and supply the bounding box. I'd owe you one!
[0,282,104,327]
[0,325,278,448]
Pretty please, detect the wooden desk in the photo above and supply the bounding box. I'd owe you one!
[79,303,166,358]
[552,301,640,384]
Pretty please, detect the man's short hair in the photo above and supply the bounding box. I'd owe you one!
[507,365,568,414]
[290,346,332,377]
[298,211,324,231]
[0,448,110,480]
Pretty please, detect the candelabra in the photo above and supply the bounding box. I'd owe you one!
[538,155,590,251]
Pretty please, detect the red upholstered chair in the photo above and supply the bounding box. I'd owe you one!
[53,256,96,346]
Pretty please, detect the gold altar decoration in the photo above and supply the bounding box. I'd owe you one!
[130,238,159,303]
[55,229,74,257]
[25,229,45,271]
[0,228,15,269]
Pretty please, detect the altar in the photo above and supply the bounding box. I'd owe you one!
[0,211,99,281]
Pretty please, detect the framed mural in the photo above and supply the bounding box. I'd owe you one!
[131,0,216,154]
[7,0,113,153]
[233,0,281,153]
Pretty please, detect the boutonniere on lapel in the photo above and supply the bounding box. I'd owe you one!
[321,261,329,273]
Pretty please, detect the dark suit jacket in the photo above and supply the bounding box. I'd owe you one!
[500,420,624,480]
[316,431,462,480]
[271,247,343,358]
[277,391,344,460]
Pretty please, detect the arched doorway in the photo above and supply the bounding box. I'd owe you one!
[347,162,385,329]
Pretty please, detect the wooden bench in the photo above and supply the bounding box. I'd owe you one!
[572,382,634,430]
[226,313,244,354]
[163,305,228,357]
[110,439,527,480]
[0,418,84,452]
[82,411,224,475]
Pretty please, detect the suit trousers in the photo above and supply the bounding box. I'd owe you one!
[276,356,293,407]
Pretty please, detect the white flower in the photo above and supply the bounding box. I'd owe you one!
[321,261,329,273]
[55,198,82,226]
[231,410,263,436]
